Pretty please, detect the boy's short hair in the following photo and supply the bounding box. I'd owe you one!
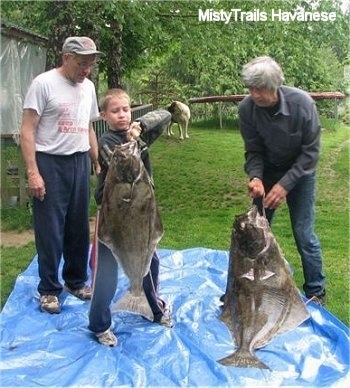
[99,88,130,111]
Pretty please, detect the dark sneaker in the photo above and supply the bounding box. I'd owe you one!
[40,295,61,314]
[307,291,326,306]
[64,284,92,300]
[96,328,118,347]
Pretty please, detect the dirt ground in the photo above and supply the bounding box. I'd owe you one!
[0,229,35,247]
[1,217,97,247]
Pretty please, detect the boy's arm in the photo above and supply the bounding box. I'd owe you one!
[94,136,111,206]
[89,122,100,174]
[100,144,114,166]
[134,109,172,147]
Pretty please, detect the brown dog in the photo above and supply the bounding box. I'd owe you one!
[167,101,191,140]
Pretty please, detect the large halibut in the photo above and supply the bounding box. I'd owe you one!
[98,140,164,321]
[219,205,310,369]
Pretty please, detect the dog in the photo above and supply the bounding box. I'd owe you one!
[167,101,191,140]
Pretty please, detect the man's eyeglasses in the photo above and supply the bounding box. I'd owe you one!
[67,53,97,70]
[75,59,97,70]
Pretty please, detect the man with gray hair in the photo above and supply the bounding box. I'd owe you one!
[238,56,326,305]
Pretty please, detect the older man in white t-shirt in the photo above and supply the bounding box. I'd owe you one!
[20,36,102,314]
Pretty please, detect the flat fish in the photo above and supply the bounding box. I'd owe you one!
[219,205,310,369]
[98,140,164,321]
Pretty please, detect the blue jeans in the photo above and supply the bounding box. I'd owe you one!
[88,241,164,333]
[34,152,90,296]
[254,172,325,297]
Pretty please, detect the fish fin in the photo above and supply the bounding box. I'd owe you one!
[112,290,154,321]
[218,348,270,370]
[276,291,310,335]
[219,303,231,322]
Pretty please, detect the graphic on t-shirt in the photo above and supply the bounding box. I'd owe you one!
[57,100,89,134]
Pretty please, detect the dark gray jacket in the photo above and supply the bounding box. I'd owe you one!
[239,85,321,191]
[95,109,171,205]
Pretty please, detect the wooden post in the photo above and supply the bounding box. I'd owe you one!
[334,98,339,121]
[219,102,222,129]
[0,135,28,208]
[18,151,27,207]
[1,136,7,206]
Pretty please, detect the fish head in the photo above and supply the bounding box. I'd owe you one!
[233,205,270,258]
[109,140,143,183]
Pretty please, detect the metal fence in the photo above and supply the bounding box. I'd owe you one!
[93,103,153,139]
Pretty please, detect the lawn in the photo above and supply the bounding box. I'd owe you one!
[1,118,349,326]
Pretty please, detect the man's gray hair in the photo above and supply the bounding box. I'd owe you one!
[241,56,285,91]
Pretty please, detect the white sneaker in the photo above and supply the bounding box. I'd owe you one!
[154,314,174,328]
[64,284,92,300]
[40,295,61,314]
[96,328,118,347]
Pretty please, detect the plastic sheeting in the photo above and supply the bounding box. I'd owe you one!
[1,247,349,387]
[0,34,47,137]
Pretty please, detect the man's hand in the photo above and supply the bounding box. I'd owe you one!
[263,183,288,209]
[27,171,46,201]
[248,177,265,198]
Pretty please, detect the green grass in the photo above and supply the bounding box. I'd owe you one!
[0,242,36,303]
[1,206,33,231]
[1,119,349,326]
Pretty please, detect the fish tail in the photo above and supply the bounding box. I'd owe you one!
[112,291,154,321]
[218,349,270,370]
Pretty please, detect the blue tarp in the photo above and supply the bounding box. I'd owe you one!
[1,247,349,387]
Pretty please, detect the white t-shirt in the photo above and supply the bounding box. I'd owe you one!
[23,69,99,155]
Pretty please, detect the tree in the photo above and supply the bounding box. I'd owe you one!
[1,0,348,101]
[1,0,167,89]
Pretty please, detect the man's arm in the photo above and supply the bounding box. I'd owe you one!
[20,109,46,201]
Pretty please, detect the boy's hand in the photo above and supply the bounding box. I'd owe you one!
[129,122,142,140]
